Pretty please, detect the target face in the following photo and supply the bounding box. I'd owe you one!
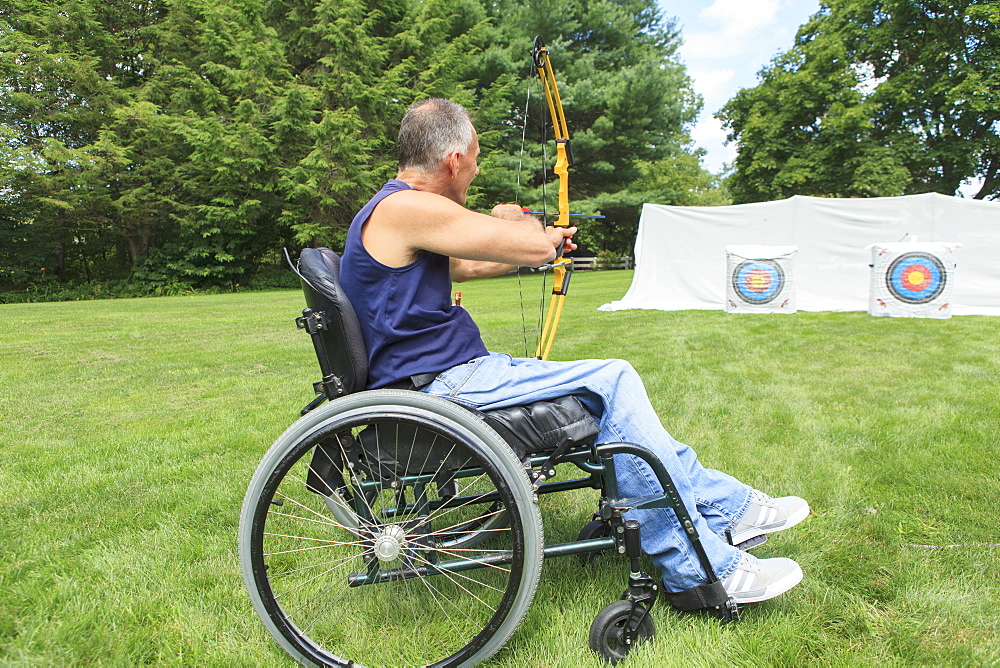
[886,252,947,304]
[732,259,785,305]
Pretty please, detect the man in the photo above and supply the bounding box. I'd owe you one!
[339,98,809,603]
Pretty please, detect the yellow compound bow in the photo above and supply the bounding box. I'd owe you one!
[531,36,574,360]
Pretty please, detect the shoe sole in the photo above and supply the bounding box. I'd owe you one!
[729,501,810,546]
[730,562,803,604]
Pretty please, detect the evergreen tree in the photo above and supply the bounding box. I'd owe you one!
[1,0,716,294]
[472,0,712,253]
[1,0,141,283]
[268,0,499,249]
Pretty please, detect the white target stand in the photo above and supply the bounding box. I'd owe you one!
[868,242,961,319]
[725,245,798,314]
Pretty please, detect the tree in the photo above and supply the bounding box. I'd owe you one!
[470,0,712,253]
[0,0,139,283]
[126,0,292,284]
[719,0,1000,204]
[2,0,716,295]
[268,0,501,249]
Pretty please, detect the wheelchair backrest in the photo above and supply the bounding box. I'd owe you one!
[296,247,369,395]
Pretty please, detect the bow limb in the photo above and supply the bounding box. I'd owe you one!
[531,36,574,360]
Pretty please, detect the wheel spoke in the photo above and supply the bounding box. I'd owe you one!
[240,397,542,666]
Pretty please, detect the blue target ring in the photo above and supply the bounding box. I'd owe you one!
[732,259,784,305]
[886,252,946,304]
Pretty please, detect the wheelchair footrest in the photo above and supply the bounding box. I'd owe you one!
[662,580,739,621]
[732,533,767,551]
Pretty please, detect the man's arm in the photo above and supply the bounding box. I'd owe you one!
[450,204,576,282]
[363,190,575,271]
[449,257,517,282]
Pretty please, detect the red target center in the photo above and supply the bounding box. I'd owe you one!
[901,263,931,291]
[743,269,773,293]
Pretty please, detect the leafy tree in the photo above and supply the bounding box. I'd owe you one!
[719,0,1000,203]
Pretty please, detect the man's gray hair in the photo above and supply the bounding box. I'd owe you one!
[398,99,475,173]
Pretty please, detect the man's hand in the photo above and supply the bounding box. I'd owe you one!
[490,204,536,222]
[547,225,578,254]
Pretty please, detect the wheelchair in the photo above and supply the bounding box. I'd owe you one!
[238,248,740,667]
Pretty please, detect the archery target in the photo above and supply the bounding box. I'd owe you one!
[868,243,958,318]
[886,252,946,304]
[725,245,798,314]
[732,259,784,304]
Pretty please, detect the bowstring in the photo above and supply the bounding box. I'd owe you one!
[516,70,532,358]
[536,98,550,358]
[515,80,530,206]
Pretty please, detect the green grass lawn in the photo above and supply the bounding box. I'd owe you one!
[2,270,998,665]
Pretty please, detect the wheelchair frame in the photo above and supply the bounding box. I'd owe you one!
[237,249,738,667]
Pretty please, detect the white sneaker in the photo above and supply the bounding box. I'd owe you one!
[730,490,810,546]
[723,552,803,604]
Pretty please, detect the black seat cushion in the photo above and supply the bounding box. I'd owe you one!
[482,395,599,460]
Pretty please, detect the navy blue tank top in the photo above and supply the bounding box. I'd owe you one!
[340,180,489,389]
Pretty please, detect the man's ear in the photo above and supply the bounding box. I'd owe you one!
[443,151,462,178]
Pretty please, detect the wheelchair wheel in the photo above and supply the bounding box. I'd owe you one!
[239,390,544,667]
[577,519,613,565]
[588,600,655,665]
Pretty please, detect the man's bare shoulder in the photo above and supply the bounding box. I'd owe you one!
[364,189,464,265]
[376,188,456,218]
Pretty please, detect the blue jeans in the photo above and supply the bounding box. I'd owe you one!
[420,352,752,592]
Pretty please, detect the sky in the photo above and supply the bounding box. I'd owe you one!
[659,0,822,174]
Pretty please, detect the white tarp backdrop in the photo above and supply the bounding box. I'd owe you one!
[598,193,1000,316]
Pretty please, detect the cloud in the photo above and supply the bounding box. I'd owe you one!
[687,66,735,108]
[666,0,818,172]
[682,0,783,60]
[703,0,782,34]
[691,117,736,172]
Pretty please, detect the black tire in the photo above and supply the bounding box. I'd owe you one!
[576,519,613,565]
[588,600,655,665]
[239,390,544,667]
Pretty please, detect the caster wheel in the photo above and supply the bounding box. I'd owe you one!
[588,600,655,665]
[576,519,612,565]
